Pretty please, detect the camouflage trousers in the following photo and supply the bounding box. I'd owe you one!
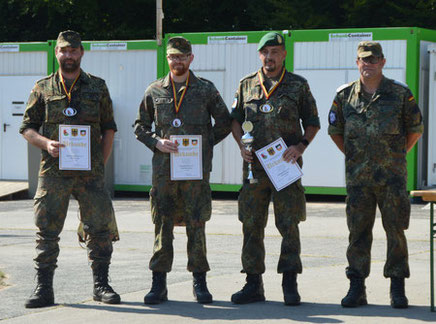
[238,177,306,274]
[345,185,411,279]
[33,176,117,270]
[149,178,211,273]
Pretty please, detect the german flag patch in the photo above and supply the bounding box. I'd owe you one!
[408,95,415,102]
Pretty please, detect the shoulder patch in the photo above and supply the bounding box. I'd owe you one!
[336,83,352,93]
[231,96,238,110]
[392,79,409,89]
[35,73,54,84]
[288,72,307,83]
[197,76,213,85]
[329,111,338,125]
[239,71,258,83]
[85,72,104,82]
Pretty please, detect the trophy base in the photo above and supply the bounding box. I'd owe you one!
[244,178,258,184]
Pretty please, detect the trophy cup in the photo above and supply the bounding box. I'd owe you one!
[241,121,257,184]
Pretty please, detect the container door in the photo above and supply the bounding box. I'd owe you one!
[427,44,436,186]
[81,45,157,186]
[189,41,261,185]
[0,75,43,180]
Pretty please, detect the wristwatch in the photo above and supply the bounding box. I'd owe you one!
[300,139,309,147]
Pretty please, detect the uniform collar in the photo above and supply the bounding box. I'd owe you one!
[355,75,389,96]
[163,69,199,89]
[55,68,89,84]
[256,67,288,86]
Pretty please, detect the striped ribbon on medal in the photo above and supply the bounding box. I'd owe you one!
[59,72,80,105]
[258,68,285,99]
[171,72,190,113]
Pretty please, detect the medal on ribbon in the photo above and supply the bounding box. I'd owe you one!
[170,72,190,126]
[60,72,80,117]
[258,68,285,100]
[172,118,182,127]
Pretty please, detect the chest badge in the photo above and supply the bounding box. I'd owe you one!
[260,103,273,113]
[172,118,182,127]
[63,107,77,117]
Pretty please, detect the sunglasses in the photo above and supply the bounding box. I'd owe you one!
[167,54,191,62]
[359,56,382,64]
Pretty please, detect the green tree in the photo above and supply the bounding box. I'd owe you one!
[1,0,436,42]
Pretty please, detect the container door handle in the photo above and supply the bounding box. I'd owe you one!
[3,123,10,132]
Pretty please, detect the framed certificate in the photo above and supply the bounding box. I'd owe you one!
[255,137,303,191]
[59,125,91,171]
[170,135,202,180]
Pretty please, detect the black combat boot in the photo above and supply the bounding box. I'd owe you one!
[231,274,265,304]
[341,276,367,307]
[193,272,213,304]
[282,271,301,306]
[390,277,408,308]
[144,272,168,304]
[92,264,121,304]
[24,268,55,308]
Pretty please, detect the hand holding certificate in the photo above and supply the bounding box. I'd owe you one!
[255,137,303,191]
[170,135,202,180]
[59,125,91,170]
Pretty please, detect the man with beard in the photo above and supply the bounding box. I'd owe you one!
[20,30,120,308]
[134,36,231,304]
[230,32,320,305]
[328,41,423,308]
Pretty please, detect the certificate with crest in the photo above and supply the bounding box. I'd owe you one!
[255,137,303,191]
[59,125,91,171]
[170,135,202,180]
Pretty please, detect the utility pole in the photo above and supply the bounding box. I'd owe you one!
[156,0,164,46]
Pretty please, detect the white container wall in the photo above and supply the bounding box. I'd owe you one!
[0,50,47,180]
[293,40,407,188]
[81,48,157,186]
[426,43,436,187]
[190,42,260,185]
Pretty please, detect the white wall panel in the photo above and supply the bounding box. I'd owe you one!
[294,69,347,187]
[81,50,157,185]
[0,52,47,75]
[191,44,226,71]
[222,43,259,184]
[417,41,433,187]
[427,44,436,186]
[0,51,47,181]
[294,40,407,70]
[192,43,260,185]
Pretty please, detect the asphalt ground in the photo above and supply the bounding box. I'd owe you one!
[0,196,435,323]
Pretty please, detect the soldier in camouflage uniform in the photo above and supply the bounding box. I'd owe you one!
[328,41,423,309]
[134,37,231,304]
[20,31,120,308]
[230,32,320,305]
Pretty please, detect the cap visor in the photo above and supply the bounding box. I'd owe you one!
[167,49,185,55]
[358,51,373,58]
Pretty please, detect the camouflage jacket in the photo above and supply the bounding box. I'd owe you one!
[20,69,117,177]
[328,77,424,187]
[231,68,320,174]
[134,71,232,181]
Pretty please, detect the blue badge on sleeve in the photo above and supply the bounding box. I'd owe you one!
[231,97,238,111]
[329,111,337,125]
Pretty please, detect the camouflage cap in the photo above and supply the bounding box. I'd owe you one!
[56,30,82,48]
[357,41,383,58]
[258,32,284,51]
[167,37,192,55]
